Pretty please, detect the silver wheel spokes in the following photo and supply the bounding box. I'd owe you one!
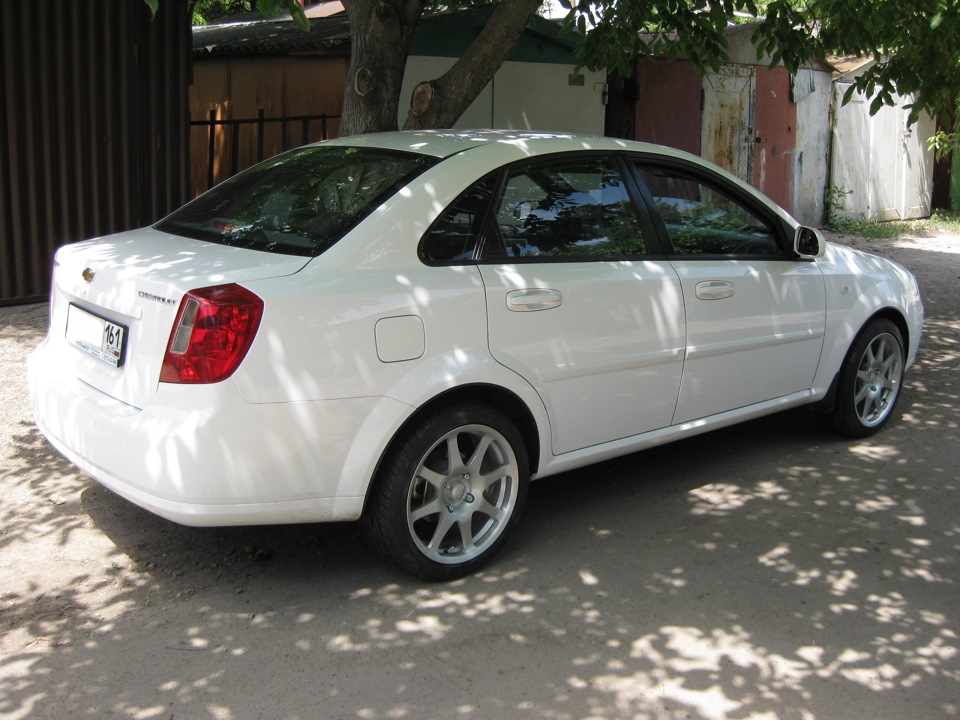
[854,332,902,427]
[407,424,519,564]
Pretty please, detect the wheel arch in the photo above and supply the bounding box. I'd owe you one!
[872,307,911,356]
[360,383,543,515]
[814,307,910,414]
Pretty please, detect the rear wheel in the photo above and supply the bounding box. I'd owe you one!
[823,318,905,437]
[362,403,529,580]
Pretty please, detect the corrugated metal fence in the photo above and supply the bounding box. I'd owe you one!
[0,1,191,306]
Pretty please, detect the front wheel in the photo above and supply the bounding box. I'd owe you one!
[822,318,905,438]
[362,403,529,580]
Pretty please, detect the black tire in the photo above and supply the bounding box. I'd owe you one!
[361,403,529,580]
[822,318,905,438]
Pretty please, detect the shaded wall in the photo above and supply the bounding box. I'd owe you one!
[0,1,191,305]
[401,57,606,135]
[754,68,797,211]
[635,61,702,156]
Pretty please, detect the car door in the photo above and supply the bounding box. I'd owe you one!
[476,154,686,455]
[632,158,826,424]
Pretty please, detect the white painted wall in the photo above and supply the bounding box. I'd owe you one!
[831,84,935,221]
[793,69,833,225]
[401,56,606,134]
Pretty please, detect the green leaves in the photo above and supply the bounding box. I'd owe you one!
[143,0,159,17]
[257,0,310,30]
[254,0,285,17]
[289,1,310,31]
[570,0,958,133]
[810,0,960,125]
[570,0,794,79]
[928,129,959,162]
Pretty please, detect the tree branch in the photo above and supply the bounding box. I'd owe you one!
[402,0,544,130]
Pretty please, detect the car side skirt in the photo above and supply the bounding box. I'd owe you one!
[535,389,818,480]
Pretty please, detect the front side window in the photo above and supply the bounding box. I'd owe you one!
[157,146,438,257]
[636,164,782,257]
[488,156,647,260]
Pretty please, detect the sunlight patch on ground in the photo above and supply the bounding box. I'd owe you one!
[687,481,790,516]
[893,236,960,254]
[848,444,900,462]
[584,617,959,717]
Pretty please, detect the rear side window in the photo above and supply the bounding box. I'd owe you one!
[420,175,497,263]
[488,155,647,260]
[157,146,438,257]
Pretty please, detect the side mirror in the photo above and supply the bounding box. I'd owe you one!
[794,226,826,259]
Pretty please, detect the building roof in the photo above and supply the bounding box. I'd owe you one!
[193,6,580,64]
[193,12,350,56]
[827,54,877,80]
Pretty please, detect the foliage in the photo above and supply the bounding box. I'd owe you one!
[828,216,906,238]
[829,210,960,238]
[563,0,960,130]
[824,185,852,225]
[806,0,958,127]
[191,0,251,25]
[188,0,308,29]
[924,209,960,235]
[250,0,309,29]
[560,0,765,77]
[928,130,959,162]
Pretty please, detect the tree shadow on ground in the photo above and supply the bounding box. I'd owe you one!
[1,242,957,719]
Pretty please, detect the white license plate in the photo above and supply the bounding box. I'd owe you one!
[66,304,127,367]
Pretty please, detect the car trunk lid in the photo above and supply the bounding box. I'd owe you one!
[48,227,309,409]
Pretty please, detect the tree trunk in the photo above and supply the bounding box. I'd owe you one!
[402,0,543,130]
[340,0,426,136]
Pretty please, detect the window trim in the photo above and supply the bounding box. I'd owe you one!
[627,153,794,261]
[417,171,499,266]
[476,151,662,264]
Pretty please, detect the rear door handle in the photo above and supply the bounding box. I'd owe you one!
[506,288,562,312]
[695,281,735,300]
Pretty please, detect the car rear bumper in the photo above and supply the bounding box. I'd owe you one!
[27,340,400,526]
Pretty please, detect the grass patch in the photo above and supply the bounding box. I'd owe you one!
[828,210,960,239]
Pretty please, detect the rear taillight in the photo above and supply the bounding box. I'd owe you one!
[160,284,264,384]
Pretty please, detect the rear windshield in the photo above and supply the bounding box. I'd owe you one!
[156,146,438,257]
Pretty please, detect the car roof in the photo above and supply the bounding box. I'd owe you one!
[312,130,799,227]
[315,129,668,160]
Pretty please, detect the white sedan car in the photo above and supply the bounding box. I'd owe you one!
[29,131,923,579]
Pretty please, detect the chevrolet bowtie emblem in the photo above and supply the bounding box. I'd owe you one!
[82,267,96,283]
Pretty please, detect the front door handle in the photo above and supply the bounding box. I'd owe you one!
[506,288,562,312]
[696,281,735,300]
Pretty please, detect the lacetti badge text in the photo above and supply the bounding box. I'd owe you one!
[138,291,177,306]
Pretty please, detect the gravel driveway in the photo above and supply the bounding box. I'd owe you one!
[1,230,958,720]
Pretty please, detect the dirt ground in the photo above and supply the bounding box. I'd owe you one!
[1,229,958,720]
